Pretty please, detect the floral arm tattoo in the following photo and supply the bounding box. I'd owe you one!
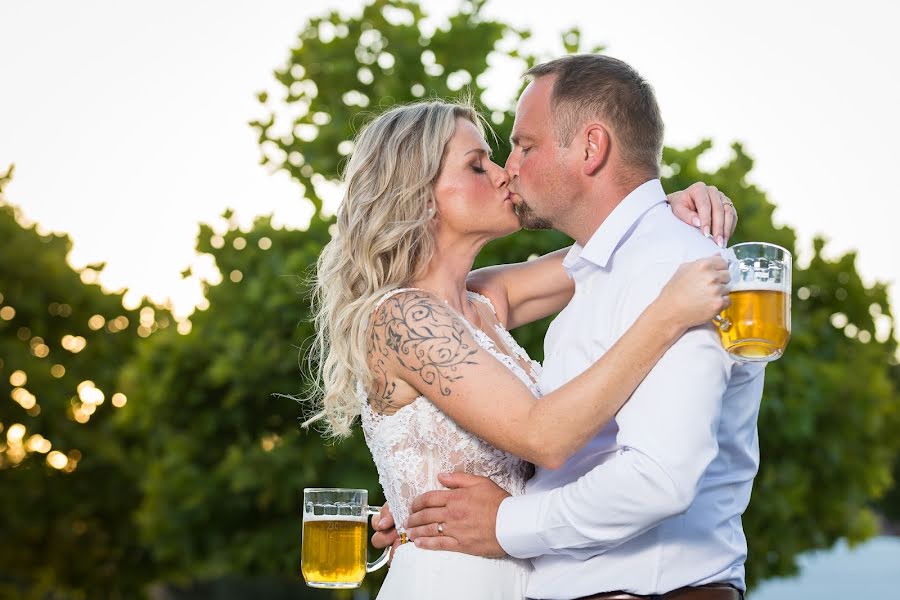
[367,291,479,413]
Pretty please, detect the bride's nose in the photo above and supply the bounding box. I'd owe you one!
[492,164,510,188]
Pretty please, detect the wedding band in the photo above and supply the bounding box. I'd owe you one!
[437,522,445,535]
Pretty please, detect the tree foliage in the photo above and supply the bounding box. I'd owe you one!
[0,164,154,598]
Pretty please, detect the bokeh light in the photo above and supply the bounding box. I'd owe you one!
[9,370,26,387]
[61,335,87,353]
[6,423,25,444]
[47,451,68,470]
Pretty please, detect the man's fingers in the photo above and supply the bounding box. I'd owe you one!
[405,521,440,541]
[405,507,447,530]
[414,534,460,552]
[407,520,447,541]
[410,489,451,513]
[438,471,488,489]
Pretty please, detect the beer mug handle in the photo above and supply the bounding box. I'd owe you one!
[366,505,391,573]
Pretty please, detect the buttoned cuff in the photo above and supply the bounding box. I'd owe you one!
[496,491,551,559]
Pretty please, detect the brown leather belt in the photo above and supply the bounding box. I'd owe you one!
[571,583,743,600]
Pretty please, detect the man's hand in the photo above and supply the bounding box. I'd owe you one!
[405,472,510,558]
[371,504,401,562]
[668,182,738,248]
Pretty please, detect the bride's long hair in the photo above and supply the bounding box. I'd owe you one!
[307,100,483,438]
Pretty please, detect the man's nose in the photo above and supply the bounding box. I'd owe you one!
[505,151,519,179]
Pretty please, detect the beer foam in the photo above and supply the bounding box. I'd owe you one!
[303,513,368,523]
[729,280,790,293]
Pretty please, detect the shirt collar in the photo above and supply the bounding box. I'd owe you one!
[562,179,667,274]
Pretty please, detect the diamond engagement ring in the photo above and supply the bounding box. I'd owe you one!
[437,522,445,535]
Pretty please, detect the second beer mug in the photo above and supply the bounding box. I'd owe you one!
[715,242,792,362]
[301,488,389,589]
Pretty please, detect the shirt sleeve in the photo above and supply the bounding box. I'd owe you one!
[496,261,734,560]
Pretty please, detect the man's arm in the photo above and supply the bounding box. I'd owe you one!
[497,261,733,559]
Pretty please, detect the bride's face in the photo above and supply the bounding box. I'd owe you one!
[432,118,521,240]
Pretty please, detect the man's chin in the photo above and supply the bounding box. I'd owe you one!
[514,206,553,231]
[520,218,552,231]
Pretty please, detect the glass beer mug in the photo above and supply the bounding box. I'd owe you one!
[715,242,792,362]
[301,488,390,589]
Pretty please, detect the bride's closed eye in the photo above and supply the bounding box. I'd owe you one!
[471,164,487,174]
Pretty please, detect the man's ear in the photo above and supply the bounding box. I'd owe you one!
[583,124,610,176]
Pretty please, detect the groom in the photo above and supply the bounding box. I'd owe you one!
[380,54,764,600]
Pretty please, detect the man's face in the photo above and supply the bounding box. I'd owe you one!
[505,76,580,230]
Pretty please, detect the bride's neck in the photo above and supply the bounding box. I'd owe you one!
[409,240,480,315]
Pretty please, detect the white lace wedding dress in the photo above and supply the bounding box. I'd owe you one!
[360,289,540,599]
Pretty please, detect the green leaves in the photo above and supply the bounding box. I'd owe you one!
[0,168,152,596]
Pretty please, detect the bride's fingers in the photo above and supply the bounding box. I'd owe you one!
[405,507,447,532]
[372,528,398,550]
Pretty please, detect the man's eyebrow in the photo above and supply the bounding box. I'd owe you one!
[464,147,492,157]
[510,133,534,146]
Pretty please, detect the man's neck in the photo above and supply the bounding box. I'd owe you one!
[567,175,654,247]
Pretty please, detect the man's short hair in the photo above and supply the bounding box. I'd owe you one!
[525,54,664,178]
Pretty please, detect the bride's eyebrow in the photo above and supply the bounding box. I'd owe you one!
[464,148,492,158]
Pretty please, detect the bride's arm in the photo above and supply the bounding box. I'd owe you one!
[466,246,573,330]
[367,257,729,470]
[467,183,738,330]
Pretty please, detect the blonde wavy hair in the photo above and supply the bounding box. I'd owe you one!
[306,100,484,438]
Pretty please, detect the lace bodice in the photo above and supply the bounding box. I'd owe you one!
[359,289,542,533]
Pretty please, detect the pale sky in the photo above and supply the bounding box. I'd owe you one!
[1,0,898,351]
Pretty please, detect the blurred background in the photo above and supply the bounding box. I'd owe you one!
[1,0,898,598]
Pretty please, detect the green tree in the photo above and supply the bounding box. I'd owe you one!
[117,213,379,598]
[0,165,156,598]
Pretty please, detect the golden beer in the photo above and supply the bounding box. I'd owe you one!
[716,242,792,362]
[301,516,367,587]
[717,287,790,360]
[301,488,389,589]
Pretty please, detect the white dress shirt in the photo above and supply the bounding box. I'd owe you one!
[496,179,766,599]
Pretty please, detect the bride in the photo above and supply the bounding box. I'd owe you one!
[307,100,735,598]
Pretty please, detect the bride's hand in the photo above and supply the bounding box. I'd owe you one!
[371,505,401,561]
[668,182,738,248]
[657,256,731,330]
